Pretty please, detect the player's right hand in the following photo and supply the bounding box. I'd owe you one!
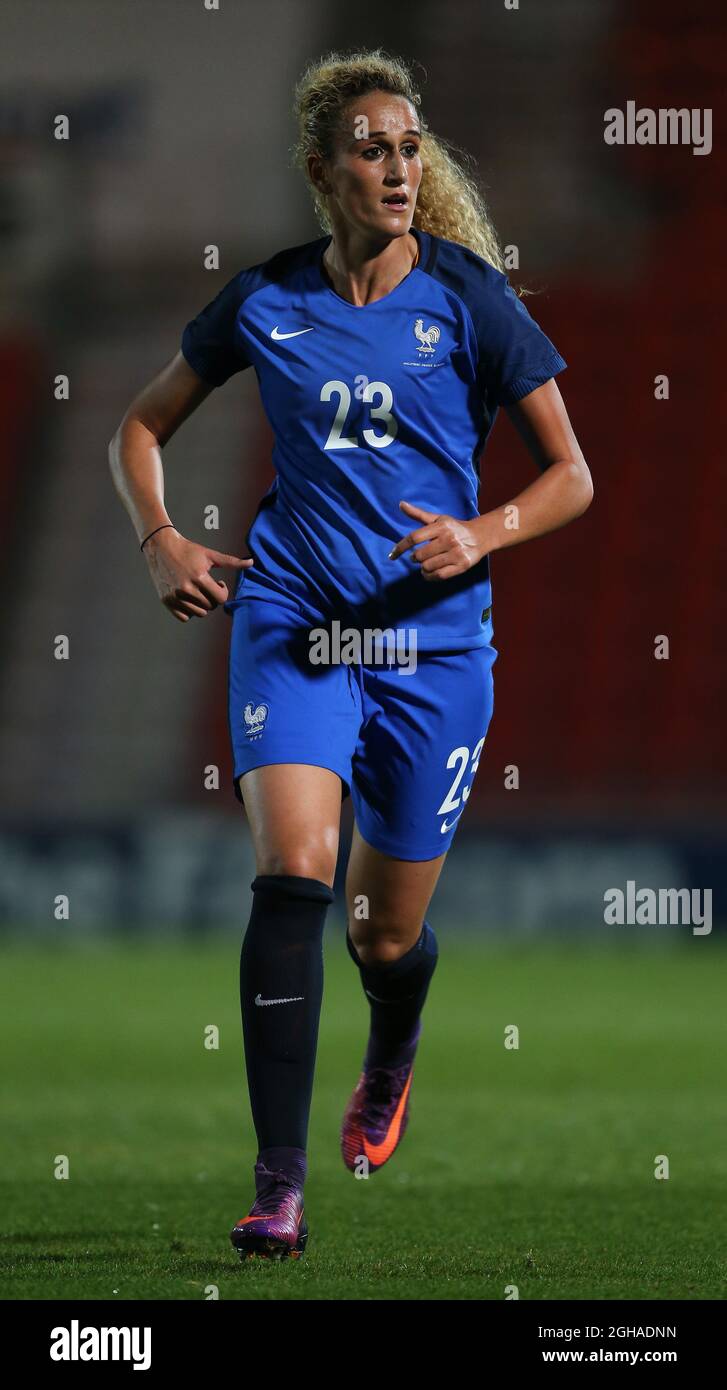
[143,527,253,623]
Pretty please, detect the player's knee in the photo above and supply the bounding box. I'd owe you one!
[348,915,423,964]
[256,841,336,887]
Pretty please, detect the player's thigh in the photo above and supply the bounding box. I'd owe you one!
[351,644,497,862]
[345,824,446,961]
[228,598,361,886]
[240,764,342,886]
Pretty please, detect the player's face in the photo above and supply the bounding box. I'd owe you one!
[321,92,422,240]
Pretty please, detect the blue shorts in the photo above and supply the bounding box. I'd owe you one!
[227,597,497,861]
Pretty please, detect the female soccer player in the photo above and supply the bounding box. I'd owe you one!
[110,49,592,1261]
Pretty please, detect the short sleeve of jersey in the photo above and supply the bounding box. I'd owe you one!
[423,239,567,412]
[474,269,567,408]
[181,271,254,387]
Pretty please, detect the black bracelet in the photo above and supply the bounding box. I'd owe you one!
[140,523,175,552]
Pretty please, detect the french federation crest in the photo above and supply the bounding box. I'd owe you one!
[243,701,269,740]
[413,318,441,354]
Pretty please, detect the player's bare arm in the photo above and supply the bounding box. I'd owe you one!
[390,379,593,580]
[108,351,253,622]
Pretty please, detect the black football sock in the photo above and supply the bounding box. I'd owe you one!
[346,922,439,1069]
[240,874,333,1187]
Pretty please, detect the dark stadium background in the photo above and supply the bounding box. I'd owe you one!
[1,0,726,1307]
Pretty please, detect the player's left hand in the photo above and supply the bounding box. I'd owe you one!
[389,501,485,581]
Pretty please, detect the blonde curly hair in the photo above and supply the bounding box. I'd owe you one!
[292,48,504,272]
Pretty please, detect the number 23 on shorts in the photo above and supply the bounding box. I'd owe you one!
[437,738,486,834]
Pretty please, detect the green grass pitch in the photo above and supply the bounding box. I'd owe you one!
[1,934,726,1300]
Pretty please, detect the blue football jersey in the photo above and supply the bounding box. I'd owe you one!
[181,226,566,651]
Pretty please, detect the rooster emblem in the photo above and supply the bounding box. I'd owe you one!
[243,702,269,739]
[413,318,441,353]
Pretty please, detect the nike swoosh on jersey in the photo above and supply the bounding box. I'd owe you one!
[254,993,304,1006]
[270,326,314,340]
[362,1070,414,1166]
[440,814,463,833]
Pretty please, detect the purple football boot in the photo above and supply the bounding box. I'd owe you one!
[341,1022,421,1174]
[230,1162,308,1261]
